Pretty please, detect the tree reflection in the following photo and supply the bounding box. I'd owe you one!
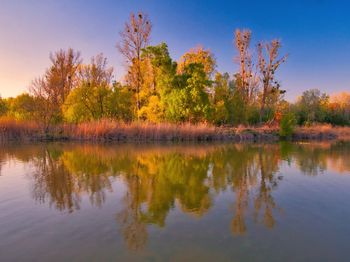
[1,141,349,250]
[117,175,148,251]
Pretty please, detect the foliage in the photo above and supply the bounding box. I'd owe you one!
[326,92,350,125]
[4,93,37,120]
[279,112,297,138]
[211,73,235,125]
[137,43,176,121]
[0,96,7,116]
[29,48,82,131]
[63,82,132,123]
[293,89,329,125]
[62,54,130,123]
[165,64,212,123]
[177,46,216,77]
[3,12,349,130]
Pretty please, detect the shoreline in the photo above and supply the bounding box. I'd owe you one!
[1,120,350,143]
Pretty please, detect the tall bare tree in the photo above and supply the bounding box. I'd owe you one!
[234,29,257,104]
[117,12,152,114]
[257,40,287,122]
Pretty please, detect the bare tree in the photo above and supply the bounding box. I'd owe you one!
[30,77,59,132]
[47,48,82,104]
[234,29,257,104]
[30,48,82,131]
[117,11,152,113]
[78,53,113,87]
[257,40,287,122]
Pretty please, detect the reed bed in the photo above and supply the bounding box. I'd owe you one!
[65,121,225,141]
[294,124,341,140]
[1,118,350,142]
[0,117,41,142]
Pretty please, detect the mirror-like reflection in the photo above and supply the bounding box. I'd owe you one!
[0,141,350,253]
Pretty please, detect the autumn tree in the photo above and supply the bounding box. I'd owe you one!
[0,96,7,116]
[257,40,287,122]
[328,92,350,125]
[177,46,216,77]
[138,43,176,122]
[30,77,60,130]
[63,54,132,122]
[46,48,81,104]
[117,12,152,115]
[30,48,81,130]
[5,93,37,120]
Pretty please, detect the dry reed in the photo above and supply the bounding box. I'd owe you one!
[1,118,350,143]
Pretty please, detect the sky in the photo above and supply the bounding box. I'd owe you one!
[0,0,350,101]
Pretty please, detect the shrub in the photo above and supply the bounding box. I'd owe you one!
[279,112,297,138]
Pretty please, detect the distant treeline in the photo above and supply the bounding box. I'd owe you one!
[1,11,350,135]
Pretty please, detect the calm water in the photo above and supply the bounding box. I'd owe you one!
[1,142,350,261]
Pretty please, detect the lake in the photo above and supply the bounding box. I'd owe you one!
[1,142,350,261]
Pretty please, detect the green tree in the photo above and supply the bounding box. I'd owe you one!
[211,72,235,125]
[279,112,296,138]
[137,43,176,122]
[5,93,37,120]
[63,54,132,122]
[0,96,7,116]
[166,63,212,122]
[294,89,329,125]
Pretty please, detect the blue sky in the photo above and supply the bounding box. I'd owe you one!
[0,0,349,100]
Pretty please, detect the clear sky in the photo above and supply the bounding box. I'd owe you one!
[1,0,349,101]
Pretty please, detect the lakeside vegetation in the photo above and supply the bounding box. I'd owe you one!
[1,11,350,142]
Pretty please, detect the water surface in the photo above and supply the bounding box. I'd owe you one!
[1,142,350,261]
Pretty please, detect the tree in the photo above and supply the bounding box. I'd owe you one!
[211,72,235,125]
[177,46,216,77]
[117,12,152,114]
[166,63,212,123]
[234,29,257,104]
[46,48,82,105]
[257,40,287,122]
[326,92,350,125]
[64,82,132,123]
[29,48,81,130]
[137,43,176,122]
[63,54,132,122]
[30,77,62,130]
[77,53,113,87]
[0,96,7,116]
[5,93,36,120]
[294,89,329,124]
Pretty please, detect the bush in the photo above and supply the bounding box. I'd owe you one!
[279,112,297,138]
[0,97,7,116]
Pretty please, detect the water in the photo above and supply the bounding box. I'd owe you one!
[0,142,350,262]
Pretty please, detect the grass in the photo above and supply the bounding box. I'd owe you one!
[65,121,221,141]
[294,124,350,140]
[0,117,40,142]
[1,118,350,142]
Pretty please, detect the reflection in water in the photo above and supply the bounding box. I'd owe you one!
[1,141,350,251]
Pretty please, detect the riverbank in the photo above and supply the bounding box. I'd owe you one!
[1,118,350,143]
